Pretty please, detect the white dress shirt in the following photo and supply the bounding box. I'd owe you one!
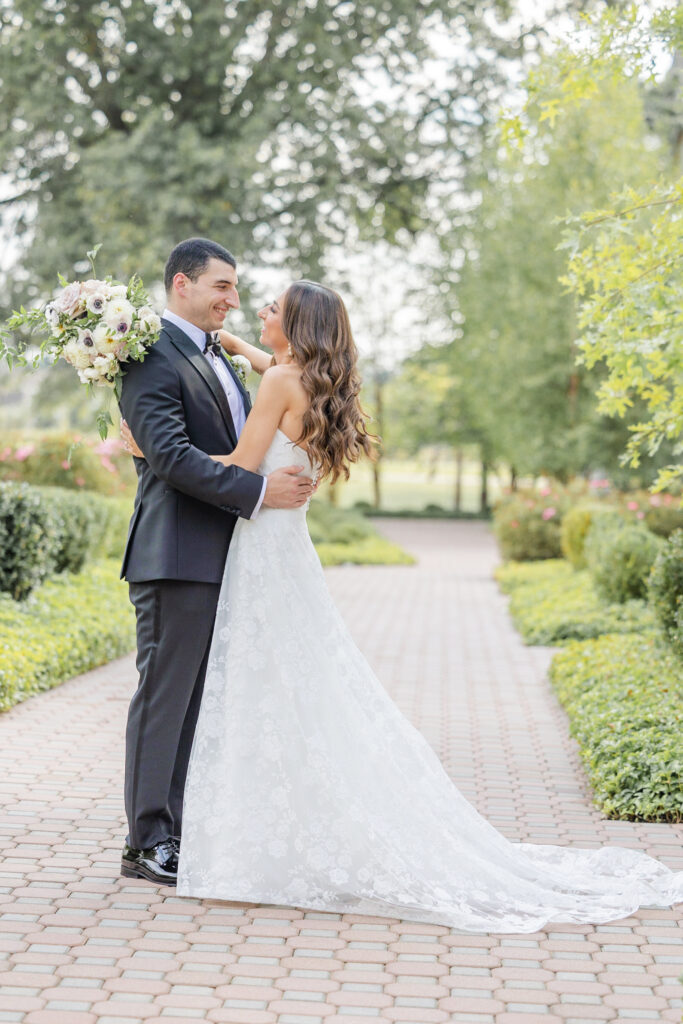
[162,309,266,517]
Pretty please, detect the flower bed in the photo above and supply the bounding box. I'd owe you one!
[0,559,135,711]
[0,432,136,495]
[496,557,681,821]
[308,500,414,565]
[550,633,683,821]
[495,560,653,644]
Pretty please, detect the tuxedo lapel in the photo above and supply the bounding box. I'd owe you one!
[162,320,238,447]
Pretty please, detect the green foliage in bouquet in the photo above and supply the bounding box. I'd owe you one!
[550,632,683,821]
[0,559,135,712]
[648,530,683,660]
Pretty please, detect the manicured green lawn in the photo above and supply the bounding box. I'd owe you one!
[317,457,504,512]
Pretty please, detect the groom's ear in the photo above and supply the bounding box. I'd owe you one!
[171,272,190,297]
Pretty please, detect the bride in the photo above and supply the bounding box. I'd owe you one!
[123,278,683,933]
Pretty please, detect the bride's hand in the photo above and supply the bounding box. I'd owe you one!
[120,419,145,459]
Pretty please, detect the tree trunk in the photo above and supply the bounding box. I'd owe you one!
[371,457,382,511]
[453,447,464,512]
[480,458,489,513]
[372,375,384,510]
[510,465,518,491]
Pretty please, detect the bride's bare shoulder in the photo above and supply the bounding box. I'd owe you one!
[261,363,306,396]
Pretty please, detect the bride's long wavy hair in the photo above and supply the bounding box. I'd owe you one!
[281,280,377,483]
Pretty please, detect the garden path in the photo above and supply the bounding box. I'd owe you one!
[0,519,682,1024]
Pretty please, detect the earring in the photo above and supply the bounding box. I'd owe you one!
[287,342,293,358]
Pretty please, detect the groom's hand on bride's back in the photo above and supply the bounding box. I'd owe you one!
[264,466,315,508]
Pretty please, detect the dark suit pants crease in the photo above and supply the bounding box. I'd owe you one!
[125,579,222,850]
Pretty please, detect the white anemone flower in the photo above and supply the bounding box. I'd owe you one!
[103,298,135,334]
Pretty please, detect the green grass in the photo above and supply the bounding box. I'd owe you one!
[317,457,503,512]
[496,559,653,644]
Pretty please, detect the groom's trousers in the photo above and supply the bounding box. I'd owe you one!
[125,579,222,850]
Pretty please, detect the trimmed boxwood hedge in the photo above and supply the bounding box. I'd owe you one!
[649,529,683,659]
[317,536,414,566]
[0,482,132,600]
[495,560,653,644]
[308,500,414,565]
[550,633,683,821]
[0,559,135,711]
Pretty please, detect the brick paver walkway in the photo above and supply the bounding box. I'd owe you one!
[1,519,682,1024]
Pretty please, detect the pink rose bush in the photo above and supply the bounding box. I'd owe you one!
[0,433,136,496]
[493,484,571,561]
[493,476,682,564]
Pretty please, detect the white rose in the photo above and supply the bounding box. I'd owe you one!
[231,354,252,376]
[138,309,161,334]
[54,282,84,316]
[79,367,101,383]
[93,321,119,354]
[81,278,109,296]
[103,298,135,334]
[93,353,117,375]
[108,284,128,299]
[63,340,94,370]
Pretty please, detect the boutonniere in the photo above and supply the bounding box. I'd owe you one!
[226,353,251,387]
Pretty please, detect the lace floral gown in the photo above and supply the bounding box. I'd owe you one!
[176,429,683,933]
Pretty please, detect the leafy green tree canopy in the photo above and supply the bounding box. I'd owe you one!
[0,0,521,305]
[512,2,683,489]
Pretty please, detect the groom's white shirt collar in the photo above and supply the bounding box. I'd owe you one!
[160,308,267,518]
[161,308,209,351]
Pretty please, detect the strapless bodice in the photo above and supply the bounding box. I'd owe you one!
[258,428,316,479]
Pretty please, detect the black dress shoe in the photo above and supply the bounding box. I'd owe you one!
[121,839,178,885]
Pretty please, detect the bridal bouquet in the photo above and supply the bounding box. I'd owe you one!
[1,246,161,437]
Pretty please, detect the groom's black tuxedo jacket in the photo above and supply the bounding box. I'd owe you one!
[119,319,264,584]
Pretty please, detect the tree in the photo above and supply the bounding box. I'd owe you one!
[437,55,670,486]
[383,346,485,511]
[0,0,533,314]
[529,3,683,490]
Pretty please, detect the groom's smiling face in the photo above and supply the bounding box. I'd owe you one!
[171,257,240,333]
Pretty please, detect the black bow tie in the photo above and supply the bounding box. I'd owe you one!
[204,332,222,358]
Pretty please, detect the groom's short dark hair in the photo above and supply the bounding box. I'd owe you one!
[164,238,236,294]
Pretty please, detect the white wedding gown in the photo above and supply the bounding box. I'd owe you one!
[177,429,683,932]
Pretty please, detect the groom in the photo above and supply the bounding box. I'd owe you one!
[118,238,313,885]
